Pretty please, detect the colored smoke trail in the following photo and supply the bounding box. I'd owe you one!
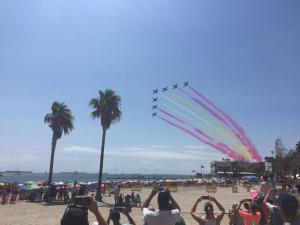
[158,108,252,161]
[157,115,243,160]
[189,86,261,161]
[161,93,251,158]
[173,89,250,154]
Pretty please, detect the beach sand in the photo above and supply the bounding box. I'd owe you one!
[0,186,252,225]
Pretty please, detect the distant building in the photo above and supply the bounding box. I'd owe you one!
[210,160,261,176]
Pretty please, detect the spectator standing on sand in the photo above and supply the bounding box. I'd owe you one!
[263,189,284,225]
[114,186,120,204]
[235,199,261,225]
[61,196,107,225]
[229,204,244,225]
[136,193,141,208]
[107,208,136,225]
[259,175,272,197]
[277,193,300,225]
[142,186,181,225]
[191,195,225,225]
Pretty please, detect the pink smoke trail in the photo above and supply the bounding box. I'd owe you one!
[189,86,261,161]
[158,115,244,161]
[158,109,247,161]
[178,87,253,158]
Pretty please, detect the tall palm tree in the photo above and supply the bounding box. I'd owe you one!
[44,102,74,185]
[89,89,122,201]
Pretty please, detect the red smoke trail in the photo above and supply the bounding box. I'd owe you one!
[158,110,246,161]
[178,87,253,159]
[189,86,261,161]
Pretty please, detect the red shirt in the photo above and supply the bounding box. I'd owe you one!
[239,210,261,225]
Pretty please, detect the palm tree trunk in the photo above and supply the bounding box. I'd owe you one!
[96,128,106,202]
[48,133,57,185]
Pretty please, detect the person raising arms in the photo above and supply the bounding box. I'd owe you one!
[191,195,225,225]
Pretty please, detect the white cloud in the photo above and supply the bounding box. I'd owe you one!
[62,146,100,154]
[59,145,225,174]
[62,145,222,160]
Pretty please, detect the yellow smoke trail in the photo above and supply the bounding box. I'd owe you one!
[161,94,251,160]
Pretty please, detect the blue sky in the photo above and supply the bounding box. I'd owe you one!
[0,1,299,174]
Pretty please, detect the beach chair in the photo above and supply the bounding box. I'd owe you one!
[166,185,177,192]
[206,185,217,193]
[1,194,9,204]
[232,186,238,193]
[131,185,142,191]
[131,182,142,192]
[9,193,18,204]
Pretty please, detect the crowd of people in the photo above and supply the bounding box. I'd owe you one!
[60,173,300,225]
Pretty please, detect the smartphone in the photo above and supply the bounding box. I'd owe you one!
[74,196,91,207]
[202,195,209,200]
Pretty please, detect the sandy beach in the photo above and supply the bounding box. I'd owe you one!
[0,186,253,225]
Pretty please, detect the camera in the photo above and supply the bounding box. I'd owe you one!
[74,196,91,207]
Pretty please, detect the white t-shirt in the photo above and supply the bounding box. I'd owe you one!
[143,208,180,225]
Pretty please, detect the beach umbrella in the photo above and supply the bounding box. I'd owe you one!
[29,184,40,190]
[25,181,37,186]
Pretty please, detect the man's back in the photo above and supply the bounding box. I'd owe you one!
[143,208,180,225]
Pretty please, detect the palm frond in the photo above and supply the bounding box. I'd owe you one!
[44,101,74,139]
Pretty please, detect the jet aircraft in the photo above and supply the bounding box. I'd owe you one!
[183,81,189,87]
[152,97,158,102]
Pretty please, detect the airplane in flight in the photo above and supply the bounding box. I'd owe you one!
[152,105,157,110]
[162,87,168,92]
[183,81,189,87]
[152,112,157,117]
[152,97,158,102]
[152,89,158,94]
[172,84,178,89]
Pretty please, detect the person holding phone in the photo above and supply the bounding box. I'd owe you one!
[191,195,225,225]
[142,186,181,225]
[61,196,107,225]
[107,208,136,225]
[235,199,261,225]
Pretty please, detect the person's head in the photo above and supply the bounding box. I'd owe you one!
[269,173,274,179]
[157,190,170,210]
[204,201,214,217]
[249,202,258,215]
[278,193,299,222]
[243,202,250,211]
[110,208,121,225]
[262,175,268,182]
[61,206,89,225]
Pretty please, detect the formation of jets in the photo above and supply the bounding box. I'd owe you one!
[152,81,189,117]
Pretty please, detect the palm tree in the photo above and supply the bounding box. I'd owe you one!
[44,102,74,185]
[89,89,122,201]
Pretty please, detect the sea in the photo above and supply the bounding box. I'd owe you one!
[0,172,193,184]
